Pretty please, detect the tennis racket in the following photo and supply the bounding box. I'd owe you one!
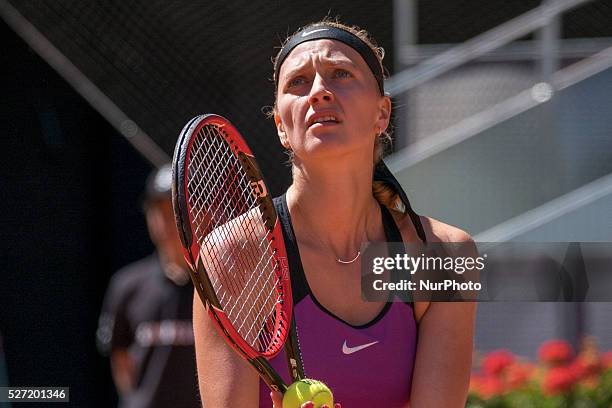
[171,114,318,401]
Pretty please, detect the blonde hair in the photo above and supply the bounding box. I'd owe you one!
[272,19,405,216]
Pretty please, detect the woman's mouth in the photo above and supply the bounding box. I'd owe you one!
[308,114,340,128]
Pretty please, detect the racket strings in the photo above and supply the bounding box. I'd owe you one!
[190,128,255,288]
[232,241,278,335]
[187,124,280,352]
[191,138,241,235]
[196,131,258,295]
[189,128,254,281]
[190,129,274,341]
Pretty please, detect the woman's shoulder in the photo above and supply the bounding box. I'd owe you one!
[390,210,475,323]
[418,215,473,244]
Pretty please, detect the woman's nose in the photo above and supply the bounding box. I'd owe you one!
[308,74,334,105]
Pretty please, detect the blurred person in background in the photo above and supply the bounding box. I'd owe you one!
[97,164,199,408]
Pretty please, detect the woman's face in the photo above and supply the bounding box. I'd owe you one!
[274,39,390,163]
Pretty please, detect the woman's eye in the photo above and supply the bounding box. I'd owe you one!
[333,69,352,79]
[287,77,306,88]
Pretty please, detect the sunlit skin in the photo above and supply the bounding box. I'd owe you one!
[274,40,392,261]
[275,39,390,167]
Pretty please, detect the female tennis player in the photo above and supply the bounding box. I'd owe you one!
[193,19,476,408]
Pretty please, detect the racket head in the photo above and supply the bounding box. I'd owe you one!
[172,114,292,362]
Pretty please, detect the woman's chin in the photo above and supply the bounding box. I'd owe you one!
[297,140,367,163]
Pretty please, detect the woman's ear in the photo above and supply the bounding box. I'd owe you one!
[375,96,391,132]
[274,113,290,149]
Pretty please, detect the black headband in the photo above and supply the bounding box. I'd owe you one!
[274,25,385,95]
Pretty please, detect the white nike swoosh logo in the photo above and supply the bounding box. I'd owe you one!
[301,28,329,37]
[342,340,379,355]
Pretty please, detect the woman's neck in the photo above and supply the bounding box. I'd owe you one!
[286,158,381,260]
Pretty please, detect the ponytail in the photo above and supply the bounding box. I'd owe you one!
[373,180,406,214]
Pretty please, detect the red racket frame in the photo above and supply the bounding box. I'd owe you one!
[172,114,296,392]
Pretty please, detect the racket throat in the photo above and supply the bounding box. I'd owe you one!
[285,318,305,381]
[252,356,288,393]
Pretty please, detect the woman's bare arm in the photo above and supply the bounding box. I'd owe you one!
[410,300,476,407]
[193,296,260,407]
[398,214,477,407]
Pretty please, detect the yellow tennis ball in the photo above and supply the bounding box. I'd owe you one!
[282,379,334,408]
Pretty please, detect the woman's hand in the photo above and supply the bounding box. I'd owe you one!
[270,391,341,408]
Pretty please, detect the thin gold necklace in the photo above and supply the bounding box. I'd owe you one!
[336,251,361,264]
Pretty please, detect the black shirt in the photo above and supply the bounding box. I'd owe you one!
[97,254,199,408]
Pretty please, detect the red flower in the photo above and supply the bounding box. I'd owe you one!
[482,349,515,376]
[506,362,535,389]
[602,351,612,369]
[538,340,574,365]
[470,374,505,399]
[542,366,578,395]
[572,355,601,379]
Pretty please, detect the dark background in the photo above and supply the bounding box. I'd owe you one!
[1,1,610,406]
[1,21,152,406]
